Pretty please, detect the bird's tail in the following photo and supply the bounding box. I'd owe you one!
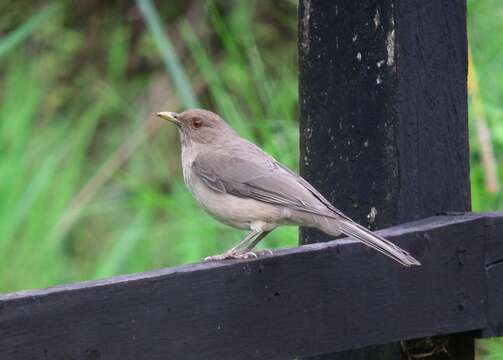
[315,216,420,267]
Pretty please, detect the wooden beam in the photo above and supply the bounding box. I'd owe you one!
[1,214,501,360]
[299,1,469,358]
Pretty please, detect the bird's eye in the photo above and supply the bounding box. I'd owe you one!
[192,118,203,129]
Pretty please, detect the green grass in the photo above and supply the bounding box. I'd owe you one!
[0,1,299,292]
[0,1,501,357]
[468,0,503,213]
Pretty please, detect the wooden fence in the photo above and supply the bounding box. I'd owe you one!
[1,1,502,359]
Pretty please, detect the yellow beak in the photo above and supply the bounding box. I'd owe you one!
[157,112,181,126]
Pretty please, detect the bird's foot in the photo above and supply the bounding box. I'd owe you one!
[255,249,273,256]
[204,253,231,261]
[234,251,258,259]
[233,249,273,259]
[204,251,258,261]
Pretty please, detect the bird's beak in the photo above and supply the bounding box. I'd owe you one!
[157,112,181,126]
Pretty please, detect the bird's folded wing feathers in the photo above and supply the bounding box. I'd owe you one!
[191,149,337,218]
[192,147,420,266]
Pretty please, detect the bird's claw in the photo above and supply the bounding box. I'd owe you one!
[234,251,258,259]
[203,251,259,261]
[256,249,273,256]
[204,254,228,261]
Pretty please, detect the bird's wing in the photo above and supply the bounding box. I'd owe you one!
[273,161,354,221]
[191,144,339,218]
[192,144,420,267]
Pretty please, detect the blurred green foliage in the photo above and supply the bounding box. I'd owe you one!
[0,1,298,292]
[468,0,503,212]
[0,1,501,357]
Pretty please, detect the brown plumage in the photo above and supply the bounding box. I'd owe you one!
[158,109,420,266]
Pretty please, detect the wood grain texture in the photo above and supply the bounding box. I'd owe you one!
[396,0,470,222]
[1,214,501,360]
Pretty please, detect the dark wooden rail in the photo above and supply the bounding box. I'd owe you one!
[1,213,502,359]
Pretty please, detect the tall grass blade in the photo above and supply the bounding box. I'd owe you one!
[0,4,57,60]
[468,47,499,193]
[136,0,199,108]
[93,208,151,279]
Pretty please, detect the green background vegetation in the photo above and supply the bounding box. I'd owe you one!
[0,1,501,357]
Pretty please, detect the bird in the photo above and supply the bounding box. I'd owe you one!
[157,109,420,267]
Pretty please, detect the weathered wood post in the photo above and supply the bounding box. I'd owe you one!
[299,1,471,359]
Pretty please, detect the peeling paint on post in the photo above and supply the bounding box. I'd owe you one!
[299,1,401,242]
[300,0,312,56]
[299,0,470,359]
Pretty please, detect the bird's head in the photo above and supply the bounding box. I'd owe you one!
[157,109,236,145]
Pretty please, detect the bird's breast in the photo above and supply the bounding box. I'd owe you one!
[183,165,280,230]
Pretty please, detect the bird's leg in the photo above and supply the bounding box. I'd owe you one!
[204,230,259,261]
[243,230,272,255]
